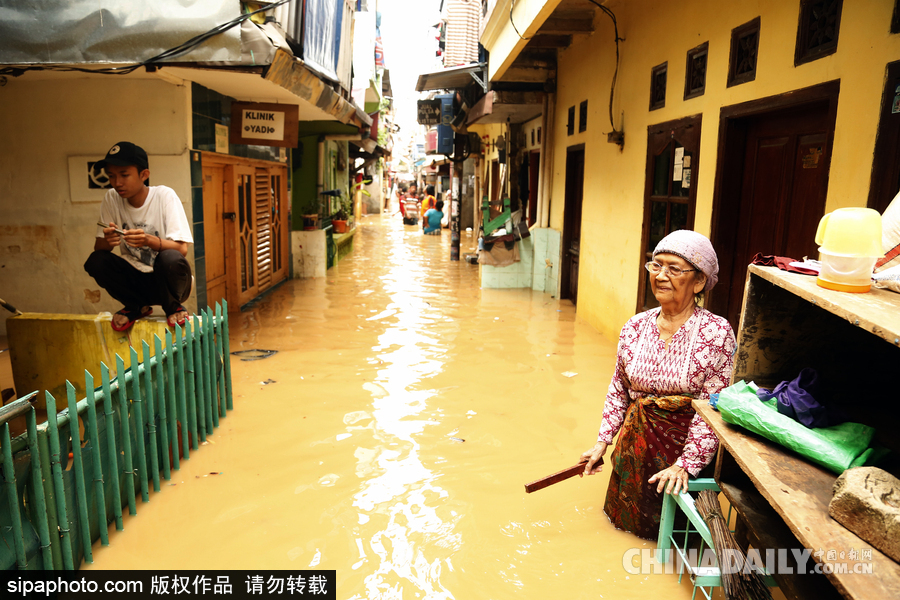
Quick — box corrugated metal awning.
[415,62,487,92]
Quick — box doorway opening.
[560,145,585,304]
[637,115,701,313]
[709,81,839,329]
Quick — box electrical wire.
[0,0,291,78]
[585,0,623,134]
[510,0,531,41]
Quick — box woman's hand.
[648,464,689,495]
[580,442,608,476]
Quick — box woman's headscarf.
[652,230,719,291]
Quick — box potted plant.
[332,193,351,233]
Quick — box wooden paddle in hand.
[524,457,603,493]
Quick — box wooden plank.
[748,265,900,344]
[527,34,572,48]
[524,458,598,493]
[499,66,556,83]
[466,92,494,126]
[538,16,594,35]
[695,400,900,599]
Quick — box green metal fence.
[0,302,233,570]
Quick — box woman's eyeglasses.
[645,261,696,277]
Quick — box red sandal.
[166,305,188,328]
[111,306,152,332]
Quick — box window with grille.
[650,63,667,111]
[728,17,760,87]
[684,42,709,100]
[795,0,842,66]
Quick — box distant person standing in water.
[423,200,444,235]
[421,185,437,217]
[84,142,193,331]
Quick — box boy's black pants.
[85,249,192,316]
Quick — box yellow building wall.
[483,0,562,81]
[547,0,900,341]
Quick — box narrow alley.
[85,213,697,599]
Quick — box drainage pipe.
[539,91,555,228]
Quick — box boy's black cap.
[97,142,149,171]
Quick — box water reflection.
[348,220,459,599]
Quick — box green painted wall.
[291,135,320,230]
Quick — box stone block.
[829,467,900,563]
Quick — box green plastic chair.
[655,478,778,600]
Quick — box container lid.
[814,208,883,257]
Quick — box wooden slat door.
[227,165,259,307]
[268,167,289,285]
[254,169,273,292]
[222,163,289,308]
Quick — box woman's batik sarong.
[603,395,695,540]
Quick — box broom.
[695,489,773,600]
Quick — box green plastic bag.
[716,381,874,474]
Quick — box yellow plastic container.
[815,208,883,256]
[814,208,883,293]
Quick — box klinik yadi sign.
[230,102,299,148]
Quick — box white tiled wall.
[480,229,561,292]
[531,228,561,295]
[481,235,534,288]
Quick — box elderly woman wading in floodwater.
[581,230,736,540]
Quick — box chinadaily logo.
[623,547,874,576]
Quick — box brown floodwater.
[86,211,710,599]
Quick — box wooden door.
[637,116,701,312]
[868,60,900,213]
[227,165,259,307]
[561,146,585,304]
[202,165,227,307]
[711,100,834,329]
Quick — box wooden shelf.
[744,265,900,345]
[697,266,900,600]
[696,401,900,599]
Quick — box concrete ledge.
[334,227,356,263]
[7,313,170,408]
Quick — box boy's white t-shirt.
[96,185,193,273]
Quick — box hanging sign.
[230,102,299,148]
[417,99,442,126]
